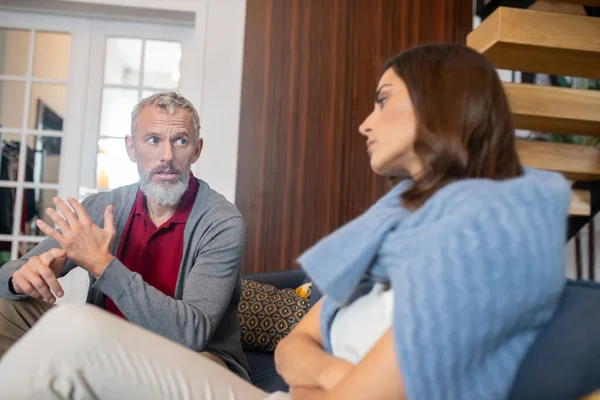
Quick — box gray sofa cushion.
[509,280,600,400]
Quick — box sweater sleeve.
[383,193,567,400]
[92,216,245,352]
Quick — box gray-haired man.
[0,93,250,382]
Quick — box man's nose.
[160,142,174,162]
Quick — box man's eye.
[147,137,159,144]
[176,139,188,146]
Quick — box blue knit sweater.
[298,168,570,399]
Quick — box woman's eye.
[375,97,388,108]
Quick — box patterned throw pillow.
[238,279,310,352]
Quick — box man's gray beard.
[139,168,190,206]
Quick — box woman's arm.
[290,329,405,400]
[275,298,354,390]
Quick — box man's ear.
[192,138,203,164]
[125,135,136,162]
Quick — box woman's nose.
[359,112,374,137]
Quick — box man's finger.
[25,268,55,304]
[38,248,67,265]
[36,265,64,298]
[104,205,115,231]
[12,277,33,297]
[53,197,79,227]
[46,208,70,234]
[67,197,92,224]
[35,219,64,243]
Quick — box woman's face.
[359,68,422,178]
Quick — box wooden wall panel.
[236,0,473,274]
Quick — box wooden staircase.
[468,4,600,217]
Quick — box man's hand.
[11,248,68,303]
[36,197,116,279]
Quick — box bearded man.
[0,92,250,380]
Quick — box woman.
[0,44,569,399]
[275,43,569,399]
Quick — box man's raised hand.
[35,197,115,279]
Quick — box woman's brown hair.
[383,44,522,210]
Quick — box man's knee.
[1,305,111,367]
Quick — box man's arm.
[92,216,245,351]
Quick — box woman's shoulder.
[426,168,570,216]
[393,168,571,240]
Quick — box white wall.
[193,0,247,202]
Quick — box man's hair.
[130,92,201,141]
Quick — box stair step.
[531,0,600,11]
[570,189,591,216]
[516,140,600,180]
[505,82,600,136]
[467,7,600,79]
[540,0,600,6]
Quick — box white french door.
[0,11,195,305]
[80,20,194,194]
[0,11,90,261]
[0,11,194,263]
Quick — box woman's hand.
[276,299,351,389]
[318,359,354,391]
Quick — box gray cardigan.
[0,179,250,380]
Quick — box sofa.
[242,270,600,399]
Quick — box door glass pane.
[0,133,22,181]
[97,138,138,190]
[0,80,25,128]
[22,188,58,236]
[143,40,181,89]
[0,28,30,76]
[0,241,11,265]
[25,135,62,184]
[29,84,66,130]
[104,38,142,86]
[32,31,71,81]
[142,89,161,99]
[99,88,138,137]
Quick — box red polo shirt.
[104,175,199,319]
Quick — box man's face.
[125,105,203,205]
